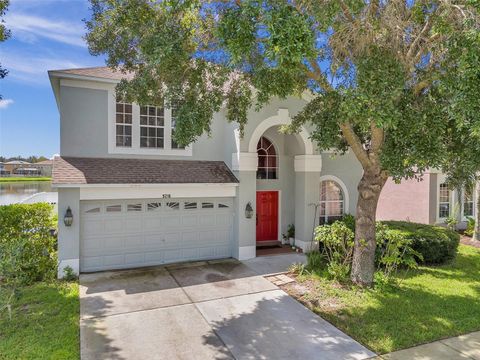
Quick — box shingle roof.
[49,66,133,81]
[52,157,238,185]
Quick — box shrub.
[0,203,57,285]
[375,223,423,277]
[465,217,475,237]
[314,221,354,281]
[381,221,460,264]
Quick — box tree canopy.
[86,0,480,285]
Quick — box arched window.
[257,136,278,179]
[319,180,344,225]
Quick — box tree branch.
[339,122,371,169]
[304,61,334,92]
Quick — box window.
[218,203,229,208]
[171,105,185,149]
[85,207,100,214]
[439,183,451,218]
[116,102,132,147]
[319,180,344,225]
[202,202,214,209]
[147,202,162,211]
[463,187,474,217]
[140,105,164,148]
[257,136,278,179]
[127,203,142,212]
[184,202,197,210]
[106,204,122,212]
[166,202,180,210]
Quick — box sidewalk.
[378,331,480,359]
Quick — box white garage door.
[80,198,234,272]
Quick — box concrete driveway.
[80,255,375,360]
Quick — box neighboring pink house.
[377,171,477,229]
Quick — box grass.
[0,281,79,360]
[288,245,480,354]
[0,177,51,182]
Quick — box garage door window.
[127,204,142,212]
[202,202,214,209]
[184,202,197,210]
[106,204,122,212]
[218,203,229,208]
[85,207,100,214]
[147,202,162,211]
[166,202,180,210]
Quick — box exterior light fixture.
[245,202,254,219]
[64,207,73,227]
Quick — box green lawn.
[0,177,51,182]
[0,281,79,360]
[288,244,480,354]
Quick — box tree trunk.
[350,168,387,286]
[474,181,480,241]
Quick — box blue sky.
[0,0,105,158]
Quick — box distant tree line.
[0,156,49,163]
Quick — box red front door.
[256,191,279,242]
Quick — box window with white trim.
[115,102,132,147]
[257,136,278,179]
[140,105,165,148]
[319,180,344,225]
[439,183,450,218]
[463,187,474,217]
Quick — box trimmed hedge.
[381,221,460,264]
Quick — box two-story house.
[49,66,363,277]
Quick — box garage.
[80,198,234,272]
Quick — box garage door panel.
[162,215,181,227]
[80,198,234,272]
[125,218,142,232]
[103,217,124,233]
[125,253,145,265]
[216,214,232,226]
[143,217,163,231]
[182,215,198,226]
[83,219,104,236]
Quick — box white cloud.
[5,13,87,47]
[0,99,14,109]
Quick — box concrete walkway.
[380,332,480,360]
[80,254,374,360]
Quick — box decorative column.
[294,155,322,252]
[231,152,258,260]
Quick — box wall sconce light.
[64,207,73,227]
[245,202,254,219]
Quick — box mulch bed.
[460,235,480,249]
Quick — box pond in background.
[0,181,57,205]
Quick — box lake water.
[0,181,57,205]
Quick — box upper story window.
[463,187,474,217]
[110,99,192,156]
[319,180,344,225]
[257,136,278,179]
[116,102,132,147]
[140,105,165,148]
[439,183,451,218]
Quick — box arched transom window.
[319,180,344,225]
[257,136,278,179]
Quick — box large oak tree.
[86,0,480,286]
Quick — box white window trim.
[256,136,279,180]
[319,175,350,215]
[461,186,476,221]
[107,90,192,156]
[437,177,453,223]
